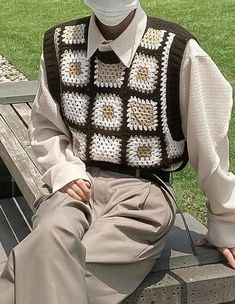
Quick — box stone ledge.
[153,213,223,272]
[0,80,37,104]
[124,263,235,304]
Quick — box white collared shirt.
[87,6,147,67]
[29,6,235,248]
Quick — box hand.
[195,238,235,269]
[59,179,91,202]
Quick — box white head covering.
[84,0,139,26]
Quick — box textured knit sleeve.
[180,39,235,248]
[29,54,91,193]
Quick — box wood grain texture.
[12,103,32,126]
[0,104,29,148]
[0,116,46,211]
[0,103,42,173]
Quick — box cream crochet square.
[128,53,159,93]
[60,49,90,87]
[92,93,123,130]
[90,134,122,163]
[127,136,162,167]
[94,58,125,88]
[141,28,166,50]
[62,92,90,125]
[127,96,158,131]
[62,24,86,45]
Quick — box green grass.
[0,0,234,225]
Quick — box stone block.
[124,264,235,304]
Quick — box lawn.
[0,0,234,224]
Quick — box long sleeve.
[29,55,91,193]
[180,39,235,248]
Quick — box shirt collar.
[87,5,147,68]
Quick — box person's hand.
[195,238,235,269]
[59,179,91,202]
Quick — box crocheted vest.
[43,16,193,172]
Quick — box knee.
[34,212,85,251]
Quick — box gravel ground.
[0,55,28,83]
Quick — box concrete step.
[123,263,235,304]
[153,213,224,272]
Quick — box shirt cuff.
[207,210,235,248]
[41,161,91,193]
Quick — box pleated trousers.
[0,166,177,304]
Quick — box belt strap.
[92,162,171,183]
[152,173,199,258]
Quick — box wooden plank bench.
[0,100,46,210]
[0,81,235,304]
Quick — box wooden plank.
[12,103,32,127]
[0,80,37,104]
[0,116,46,210]
[25,146,43,174]
[27,102,33,108]
[0,104,42,174]
[0,198,31,242]
[0,207,18,256]
[0,104,29,148]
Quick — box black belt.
[88,162,171,183]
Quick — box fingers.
[74,179,91,200]
[59,179,91,202]
[84,180,91,188]
[194,236,235,270]
[66,187,83,201]
[69,181,90,202]
[217,247,235,269]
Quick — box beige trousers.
[0,167,176,304]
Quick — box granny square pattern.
[92,93,123,131]
[94,58,126,88]
[60,49,90,87]
[128,53,159,93]
[62,92,90,125]
[90,134,122,163]
[62,24,86,45]
[127,96,158,131]
[127,136,162,167]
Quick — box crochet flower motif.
[62,92,90,125]
[141,28,166,50]
[94,58,126,88]
[127,96,158,131]
[62,24,86,45]
[127,136,162,167]
[90,134,122,163]
[92,93,123,131]
[69,128,87,160]
[60,49,90,87]
[129,53,159,93]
